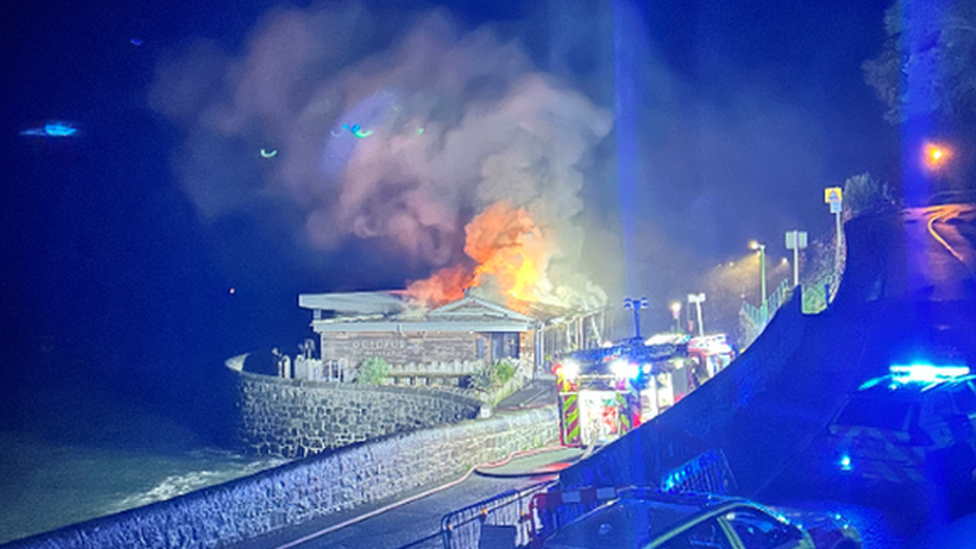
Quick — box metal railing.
[440,481,555,549]
[659,448,738,495]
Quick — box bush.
[495,358,517,384]
[470,358,520,392]
[358,357,390,384]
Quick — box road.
[226,448,582,549]
[902,203,976,301]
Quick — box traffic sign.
[824,187,842,204]
[785,231,808,249]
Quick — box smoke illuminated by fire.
[149,3,613,311]
[407,201,555,308]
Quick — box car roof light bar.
[889,363,970,382]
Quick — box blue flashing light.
[839,454,853,472]
[44,122,77,137]
[889,363,970,383]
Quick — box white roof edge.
[311,320,537,333]
[298,291,407,314]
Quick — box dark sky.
[0,0,899,439]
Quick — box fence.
[434,449,738,548]
[659,449,737,495]
[440,481,554,549]
[741,279,793,329]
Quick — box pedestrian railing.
[659,448,738,495]
[440,481,554,549]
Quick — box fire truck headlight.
[560,360,580,379]
[611,359,639,379]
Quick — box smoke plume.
[149,1,612,308]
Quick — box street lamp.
[923,142,952,171]
[624,297,649,339]
[687,293,706,337]
[750,240,767,324]
[670,302,682,333]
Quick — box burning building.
[297,290,606,386]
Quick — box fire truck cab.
[552,334,735,447]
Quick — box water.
[0,430,287,545]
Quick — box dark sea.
[0,421,286,545]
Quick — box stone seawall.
[5,407,559,549]
[237,371,484,457]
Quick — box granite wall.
[236,371,484,458]
[6,407,559,549]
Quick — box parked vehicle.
[823,364,976,514]
[539,488,860,549]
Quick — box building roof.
[302,292,540,334]
[298,291,408,316]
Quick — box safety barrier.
[525,485,628,547]
[659,448,738,495]
[440,481,554,549]
[439,450,736,548]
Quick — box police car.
[541,489,861,549]
[825,363,976,511]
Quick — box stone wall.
[7,407,559,549]
[237,371,483,458]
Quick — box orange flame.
[404,265,473,307]
[406,201,551,308]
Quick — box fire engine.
[552,333,735,447]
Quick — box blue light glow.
[839,454,852,472]
[20,121,78,138]
[889,363,970,382]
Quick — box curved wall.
[5,407,558,549]
[236,371,484,458]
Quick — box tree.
[863,1,976,125]
[842,173,895,220]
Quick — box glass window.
[723,508,801,549]
[952,385,976,414]
[656,518,733,549]
[836,397,913,430]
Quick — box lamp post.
[670,302,682,333]
[687,293,706,337]
[750,241,767,324]
[624,297,648,339]
[824,187,843,302]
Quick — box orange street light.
[923,142,952,171]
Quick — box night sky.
[0,0,900,443]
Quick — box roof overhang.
[298,291,408,315]
[311,319,536,333]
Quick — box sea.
[0,422,287,545]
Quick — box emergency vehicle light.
[889,363,969,382]
[556,360,581,380]
[610,359,640,380]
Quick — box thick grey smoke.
[149,2,612,304]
